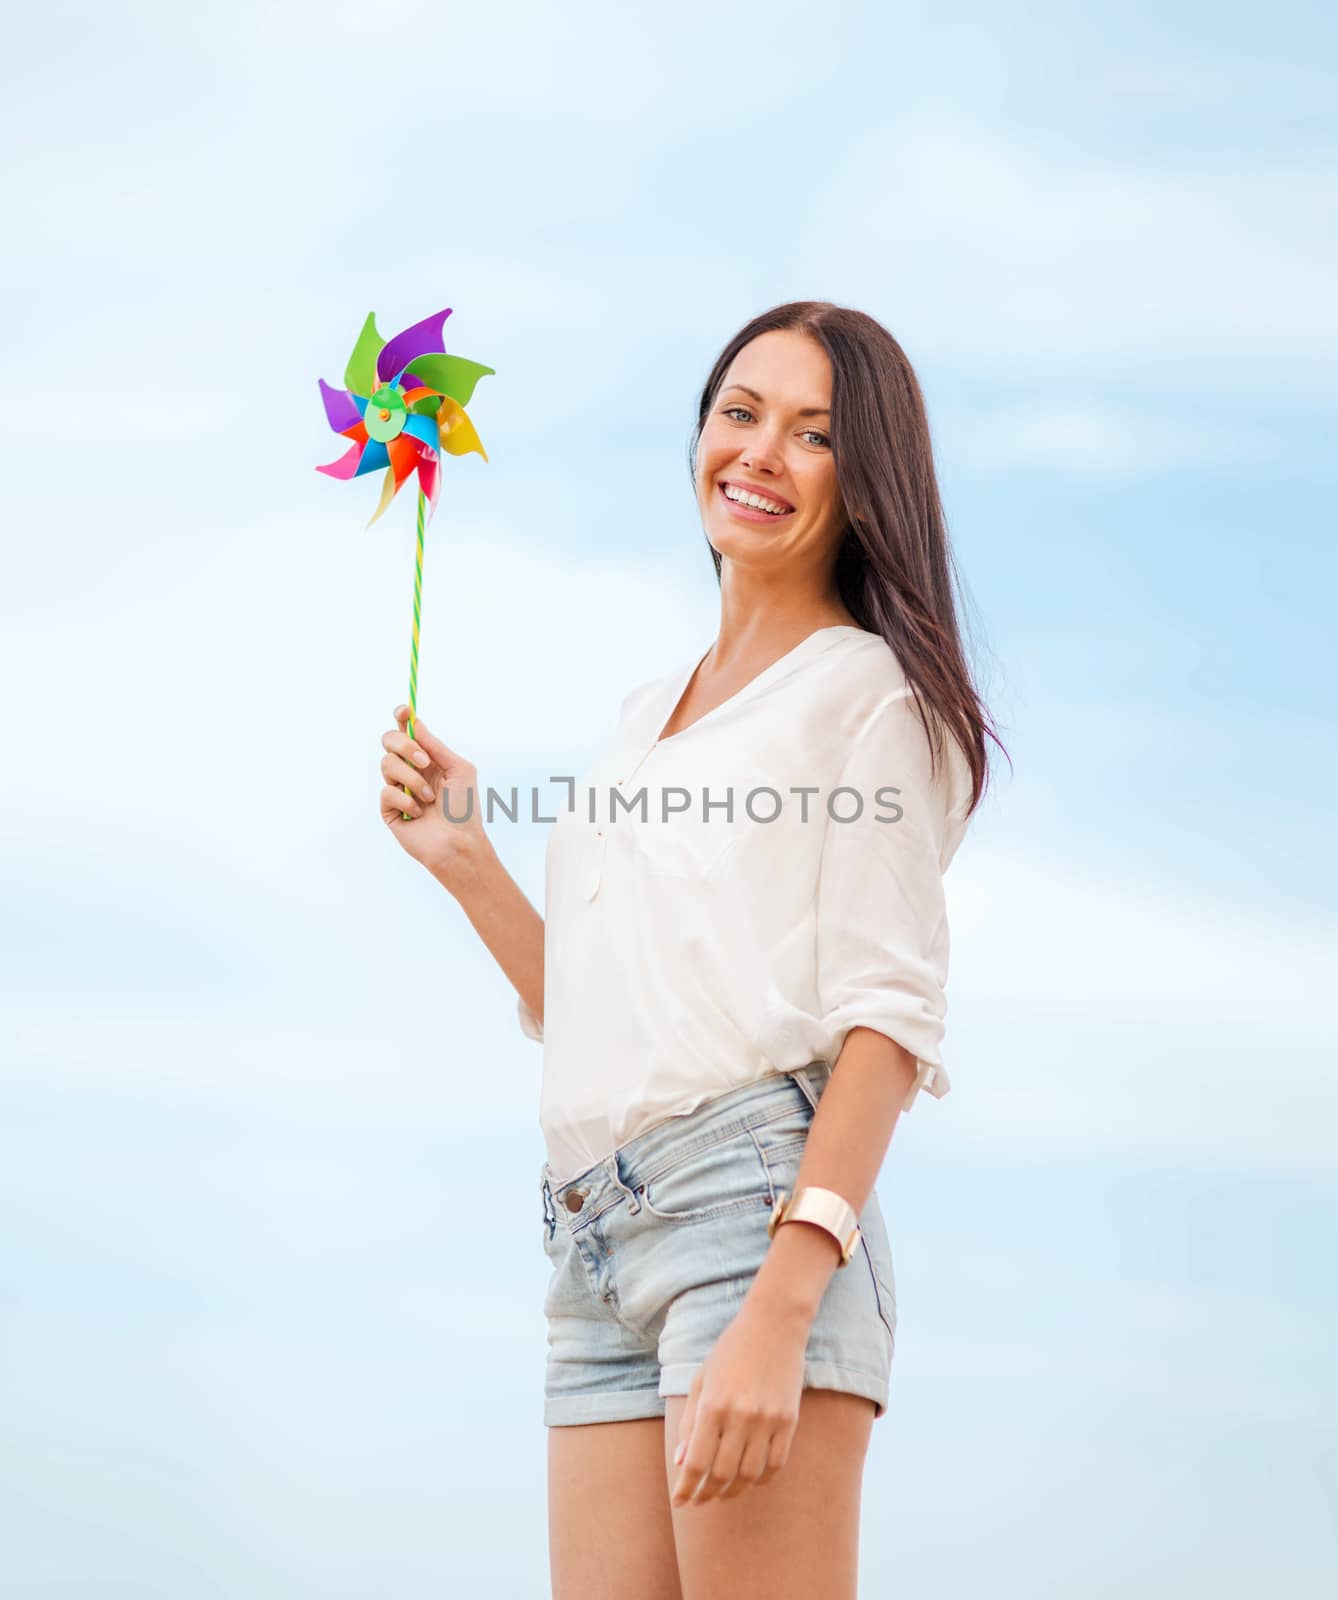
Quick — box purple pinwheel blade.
[318,379,363,434]
[376,307,453,386]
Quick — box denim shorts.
[538,1061,897,1427]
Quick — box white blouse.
[516,624,975,1186]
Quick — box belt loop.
[793,1061,826,1113]
[607,1150,641,1214]
[540,1170,557,1236]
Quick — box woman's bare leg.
[548,1415,683,1599]
[665,1389,874,1600]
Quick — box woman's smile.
[717,479,797,522]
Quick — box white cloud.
[943,400,1281,475]
[941,846,1338,1170]
[799,123,1338,391]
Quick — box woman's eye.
[720,407,828,448]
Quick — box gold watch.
[767,1185,862,1267]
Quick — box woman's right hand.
[379,705,490,889]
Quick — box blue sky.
[2,1,1335,1593]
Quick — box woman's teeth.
[722,484,792,515]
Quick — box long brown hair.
[689,300,1008,819]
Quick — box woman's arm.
[747,1027,914,1319]
[432,839,545,1031]
[743,691,960,1311]
[667,1028,913,1505]
[379,705,544,1027]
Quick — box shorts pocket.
[635,1129,772,1223]
[752,1090,818,1199]
[755,1135,807,1210]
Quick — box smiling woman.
[376,298,1007,1599]
[688,306,1000,820]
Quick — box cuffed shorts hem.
[543,1360,889,1429]
[544,1386,668,1427]
[659,1357,888,1420]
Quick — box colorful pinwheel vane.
[315,306,493,807]
[316,306,493,527]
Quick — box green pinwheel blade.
[403,353,495,407]
[344,313,385,397]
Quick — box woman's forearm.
[429,838,545,1027]
[748,1027,916,1321]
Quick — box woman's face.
[695,328,846,574]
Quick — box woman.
[377,300,1004,1598]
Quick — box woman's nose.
[741,435,784,471]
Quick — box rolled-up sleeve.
[516,995,544,1042]
[816,690,961,1114]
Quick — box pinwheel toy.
[316,306,493,814]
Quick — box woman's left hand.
[669,1295,811,1507]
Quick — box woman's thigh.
[666,1387,874,1600]
[548,1416,683,1600]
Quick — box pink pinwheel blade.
[316,439,366,479]
[376,307,452,386]
[416,445,441,516]
[318,378,362,433]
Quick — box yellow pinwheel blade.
[365,464,399,529]
[436,396,488,463]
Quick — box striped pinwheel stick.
[313,305,493,825]
[402,486,427,817]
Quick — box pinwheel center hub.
[364,384,408,444]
